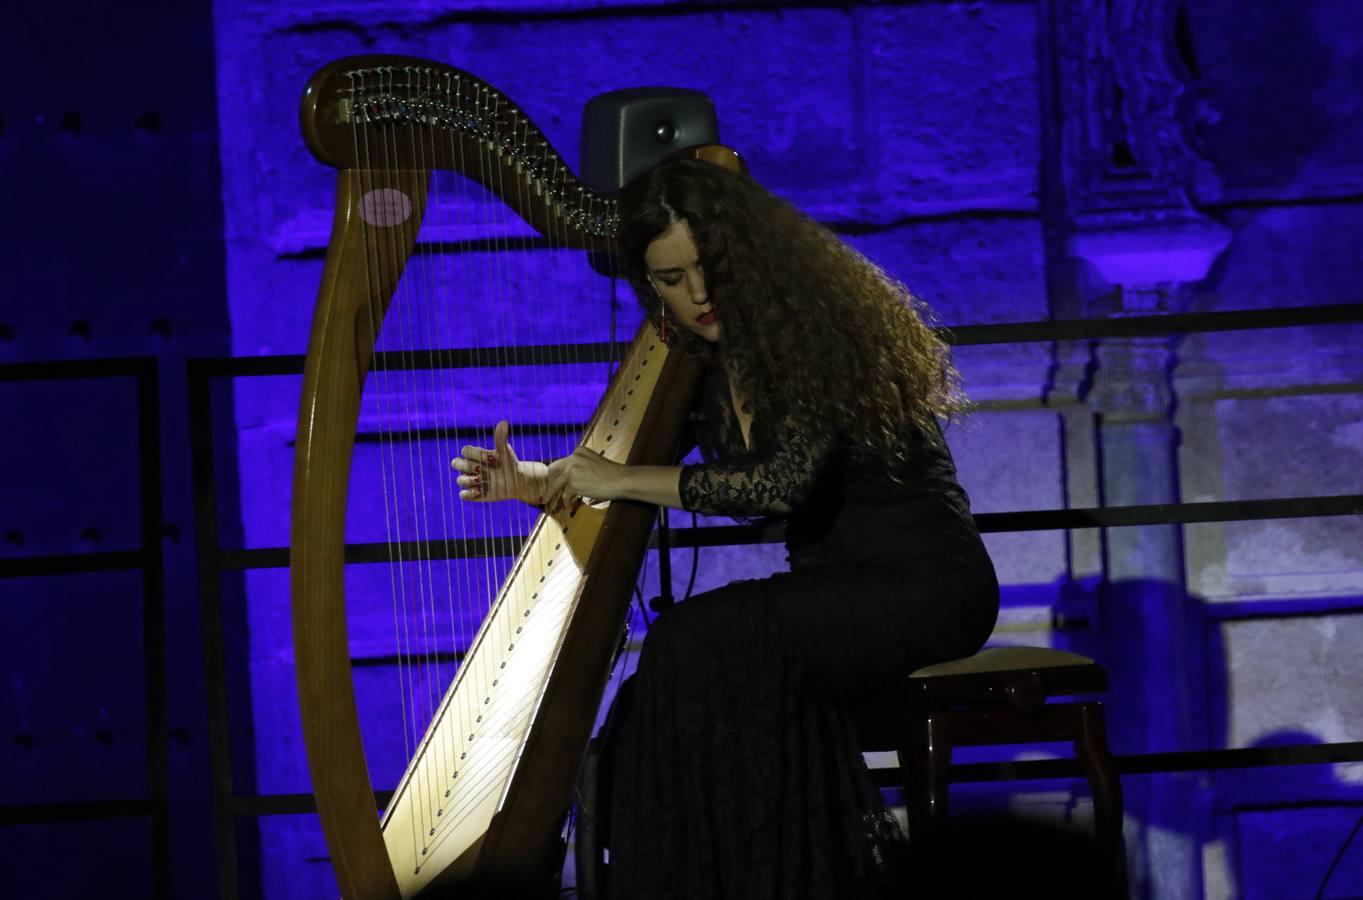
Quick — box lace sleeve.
[678,422,833,517]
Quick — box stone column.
[1041,0,1230,894]
[1076,241,1227,900]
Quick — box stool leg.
[1074,702,1127,896]
[899,712,952,842]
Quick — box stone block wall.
[1,2,230,897]
[4,0,1358,897]
[207,1,1363,897]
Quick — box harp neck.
[301,55,616,248]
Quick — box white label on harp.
[360,188,413,227]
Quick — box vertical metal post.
[656,506,674,606]
[137,359,171,900]
[188,361,240,900]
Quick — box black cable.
[608,274,619,383]
[1316,810,1363,899]
[634,549,652,628]
[568,568,650,894]
[681,511,701,602]
[634,584,651,628]
[560,802,575,849]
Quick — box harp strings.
[432,68,477,830]
[386,65,440,850]
[441,68,482,804]
[415,67,479,847]
[346,67,418,857]
[409,67,459,838]
[426,80,572,839]
[347,63,626,866]
[430,77,505,845]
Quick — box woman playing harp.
[453,157,1001,897]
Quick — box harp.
[291,55,738,897]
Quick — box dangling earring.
[658,297,670,343]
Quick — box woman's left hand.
[543,447,625,512]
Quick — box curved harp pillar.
[292,56,740,897]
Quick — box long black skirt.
[601,544,999,899]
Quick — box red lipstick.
[696,311,717,325]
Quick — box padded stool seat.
[854,646,1125,892]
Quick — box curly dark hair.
[617,158,966,461]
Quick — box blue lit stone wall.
[3,0,1359,898]
[209,1,1363,898]
[1169,3,1363,896]
[1,2,230,898]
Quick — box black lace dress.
[602,365,1000,899]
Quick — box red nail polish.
[487,452,498,467]
[474,465,481,474]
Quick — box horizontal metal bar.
[229,790,393,817]
[219,740,1363,817]
[16,738,1361,825]
[0,550,146,579]
[351,421,589,444]
[1112,741,1363,777]
[186,303,1363,378]
[11,304,1363,385]
[1204,595,1363,622]
[970,494,1363,533]
[868,740,1363,788]
[188,355,306,378]
[190,342,625,378]
[657,495,1363,551]
[364,343,622,370]
[209,535,528,570]
[670,495,1363,543]
[282,235,565,261]
[0,799,151,825]
[0,357,157,382]
[206,493,1363,570]
[942,302,1363,347]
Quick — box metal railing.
[0,357,168,900]
[186,301,1363,895]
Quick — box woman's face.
[644,220,720,343]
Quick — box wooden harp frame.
[291,55,739,897]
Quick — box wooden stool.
[855,646,1125,890]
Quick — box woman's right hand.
[452,420,547,505]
